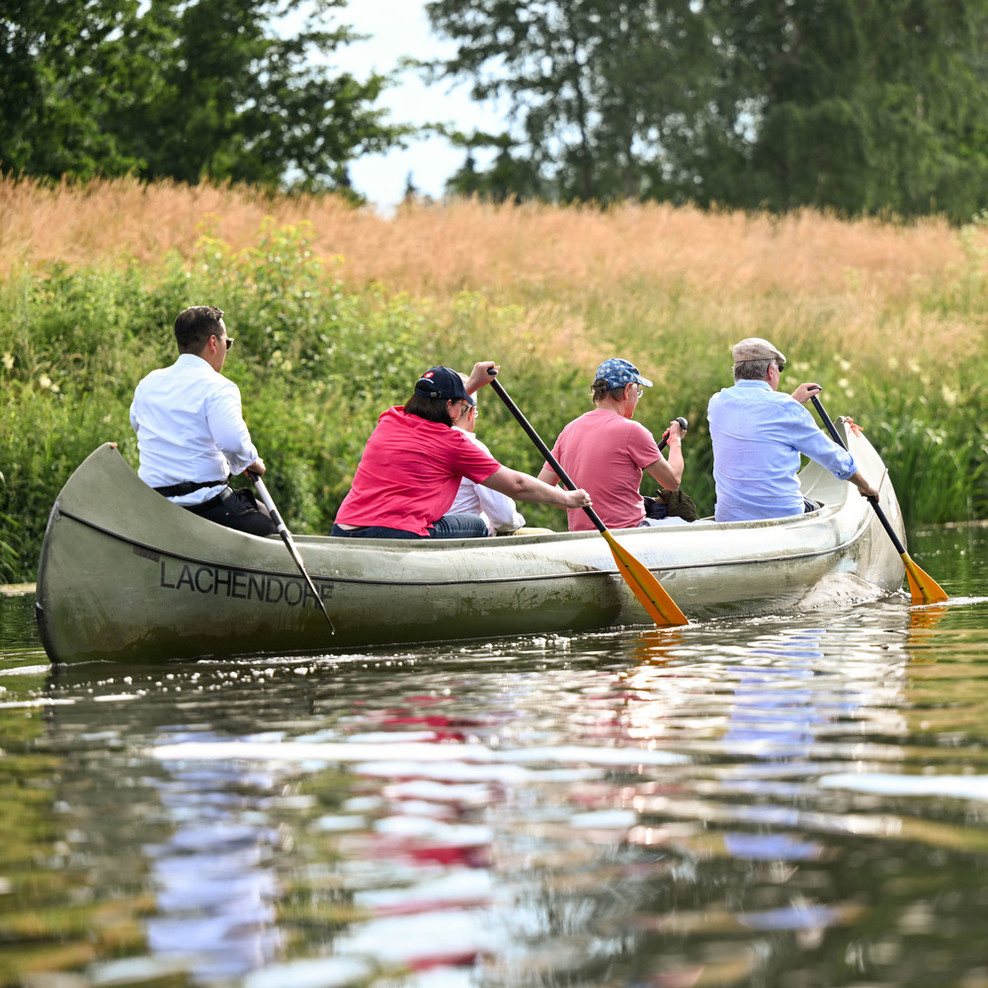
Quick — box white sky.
[331,1,507,209]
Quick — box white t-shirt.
[448,428,525,534]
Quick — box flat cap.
[732,337,786,366]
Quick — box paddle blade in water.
[903,554,948,605]
[603,530,689,627]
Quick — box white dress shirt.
[130,353,259,505]
[448,428,525,534]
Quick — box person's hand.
[466,361,499,393]
[663,419,685,445]
[790,382,822,404]
[857,478,881,502]
[245,458,266,478]
[564,488,592,509]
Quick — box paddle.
[809,394,947,605]
[486,373,689,627]
[249,473,336,632]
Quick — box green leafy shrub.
[2,218,987,583]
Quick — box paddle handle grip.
[658,416,688,452]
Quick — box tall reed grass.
[1,177,986,583]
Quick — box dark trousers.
[184,487,277,536]
[330,513,488,540]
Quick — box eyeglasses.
[774,360,785,374]
[630,385,644,399]
[213,334,234,350]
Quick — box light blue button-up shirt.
[707,380,856,522]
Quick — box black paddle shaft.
[809,394,907,556]
[487,376,610,534]
[250,473,335,633]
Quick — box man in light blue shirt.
[707,337,880,523]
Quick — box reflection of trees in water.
[7,608,988,986]
[0,710,162,983]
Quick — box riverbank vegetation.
[2,177,987,583]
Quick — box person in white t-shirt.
[129,305,276,536]
[448,389,526,535]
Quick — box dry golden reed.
[0,175,968,293]
[2,176,983,371]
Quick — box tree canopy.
[0,0,410,192]
[426,0,988,220]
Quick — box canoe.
[36,417,907,664]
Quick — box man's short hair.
[174,305,224,352]
[591,379,626,403]
[734,358,775,381]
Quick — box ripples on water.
[1,527,988,987]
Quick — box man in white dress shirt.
[130,305,276,535]
[448,389,526,535]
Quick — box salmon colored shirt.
[546,407,662,531]
[335,406,501,536]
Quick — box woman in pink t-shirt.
[332,362,592,539]
[537,358,686,531]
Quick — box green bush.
[2,220,987,583]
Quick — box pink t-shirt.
[547,407,661,531]
[335,406,501,535]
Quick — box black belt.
[184,486,236,515]
[154,478,229,498]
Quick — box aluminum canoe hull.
[35,421,906,663]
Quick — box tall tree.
[0,0,410,192]
[425,0,714,203]
[0,0,145,179]
[426,0,988,219]
[696,0,988,218]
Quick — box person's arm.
[849,469,881,502]
[537,465,560,486]
[786,401,875,497]
[476,484,526,532]
[483,466,591,510]
[206,382,260,475]
[464,361,499,395]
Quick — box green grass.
[2,220,986,584]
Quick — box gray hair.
[734,358,774,381]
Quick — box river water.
[2,525,988,988]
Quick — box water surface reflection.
[1,526,987,986]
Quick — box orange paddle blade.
[903,554,948,605]
[603,530,689,627]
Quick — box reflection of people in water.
[719,630,829,864]
[144,736,283,980]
